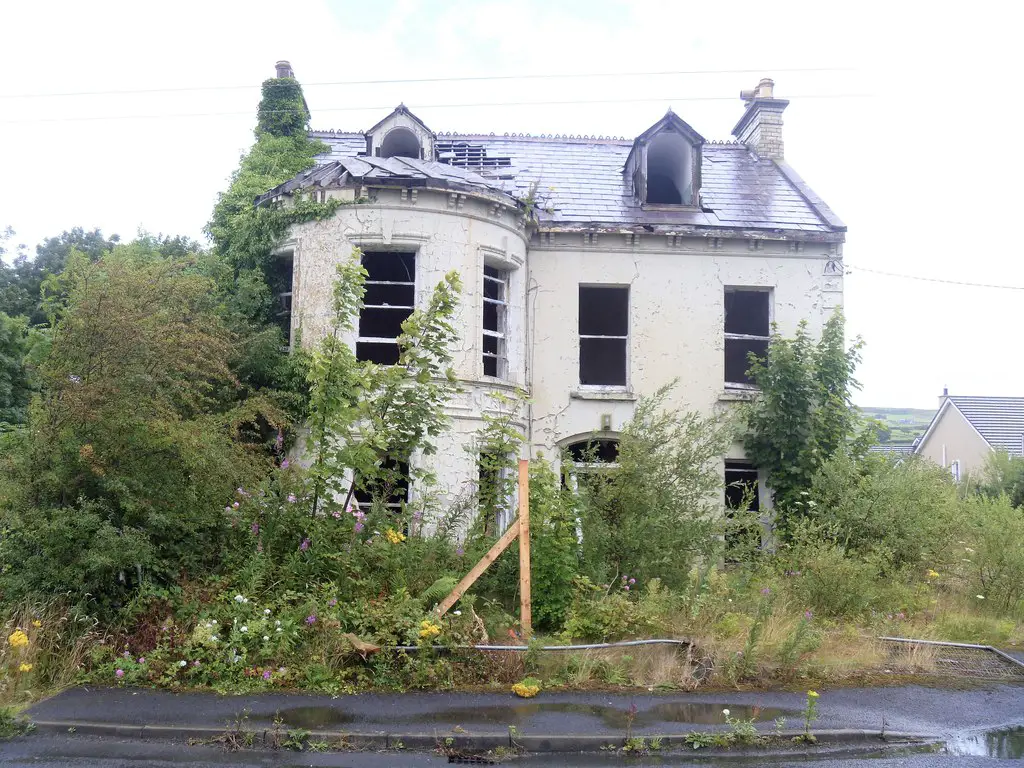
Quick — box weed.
[793,690,820,744]
[0,708,33,740]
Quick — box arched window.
[646,132,693,205]
[566,438,620,464]
[380,128,420,159]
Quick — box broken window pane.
[358,251,416,364]
[566,439,620,464]
[483,265,508,379]
[724,460,762,561]
[354,456,410,513]
[724,288,771,386]
[267,252,294,345]
[579,286,628,386]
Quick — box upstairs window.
[379,128,420,159]
[483,266,509,378]
[646,132,694,205]
[579,286,628,386]
[267,251,294,346]
[724,288,770,387]
[358,251,416,365]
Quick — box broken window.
[724,460,762,561]
[353,456,410,513]
[357,251,416,364]
[645,132,694,205]
[267,251,294,345]
[379,128,420,159]
[724,288,770,387]
[579,286,628,386]
[483,265,509,378]
[436,141,513,169]
[478,451,515,534]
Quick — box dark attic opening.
[646,132,693,205]
[380,128,420,159]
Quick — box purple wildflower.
[224,506,232,512]
[306,615,317,625]
[281,458,290,469]
[300,538,310,551]
[354,522,365,533]
[232,501,240,510]
[332,510,342,519]
[804,611,813,620]
[456,546,464,557]
[629,578,636,585]
[123,651,131,659]
[275,431,284,451]
[624,585,630,591]
[193,660,200,667]
[413,510,423,521]
[761,587,771,595]
[115,669,124,679]
[328,598,337,607]
[251,522,259,535]
[287,494,297,503]
[263,670,272,681]
[138,657,145,664]
[278,667,286,674]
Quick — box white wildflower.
[240,626,248,633]
[263,636,269,642]
[264,609,271,615]
[722,708,730,717]
[178,660,187,668]
[453,610,462,616]
[234,595,245,603]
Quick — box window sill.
[571,387,637,402]
[720,387,759,402]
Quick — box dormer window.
[380,127,421,159]
[625,110,705,208]
[365,104,435,161]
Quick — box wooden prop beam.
[517,458,532,637]
[436,515,519,617]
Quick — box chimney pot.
[731,77,789,160]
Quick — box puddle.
[278,701,794,731]
[946,726,1024,758]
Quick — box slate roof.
[306,128,845,238]
[949,396,1024,455]
[868,444,917,456]
[256,154,510,206]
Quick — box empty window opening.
[724,288,770,387]
[646,132,693,205]
[563,438,619,499]
[483,265,509,378]
[357,251,415,364]
[436,141,513,169]
[380,128,420,159]
[353,456,410,513]
[566,439,620,464]
[267,252,294,345]
[950,459,961,483]
[579,286,628,386]
[724,460,762,561]
[478,451,515,534]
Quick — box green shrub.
[780,538,879,618]
[961,495,1024,616]
[528,458,580,631]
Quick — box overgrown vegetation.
[1,70,1021,713]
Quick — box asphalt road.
[1,734,1022,767]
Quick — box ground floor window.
[724,460,763,561]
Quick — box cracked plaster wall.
[286,188,529,518]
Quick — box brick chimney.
[731,78,789,160]
[275,60,295,79]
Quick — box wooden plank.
[518,458,532,638]
[436,519,519,617]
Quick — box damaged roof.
[298,128,844,237]
[256,154,511,206]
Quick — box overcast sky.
[1,1,1021,409]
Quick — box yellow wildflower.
[32,620,42,628]
[926,569,940,580]
[418,620,441,640]
[18,663,33,673]
[807,690,819,698]
[8,629,28,648]
[512,682,540,698]
[384,528,406,544]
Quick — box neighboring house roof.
[256,154,512,206]
[915,395,1024,458]
[946,396,1024,455]
[306,128,845,237]
[868,444,916,456]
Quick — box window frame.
[578,284,630,389]
[723,287,772,390]
[356,250,417,365]
[482,264,510,380]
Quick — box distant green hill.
[860,407,935,444]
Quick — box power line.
[0,92,872,126]
[846,264,1024,291]
[0,67,856,100]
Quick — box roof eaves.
[773,160,847,233]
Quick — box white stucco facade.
[261,90,847,522]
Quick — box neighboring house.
[260,63,846,519]
[915,391,1024,480]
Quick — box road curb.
[29,720,935,753]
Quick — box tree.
[305,252,463,517]
[0,244,280,608]
[0,312,47,427]
[743,309,872,532]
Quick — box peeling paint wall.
[285,185,844,526]
[287,188,530,518]
[527,235,843,460]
